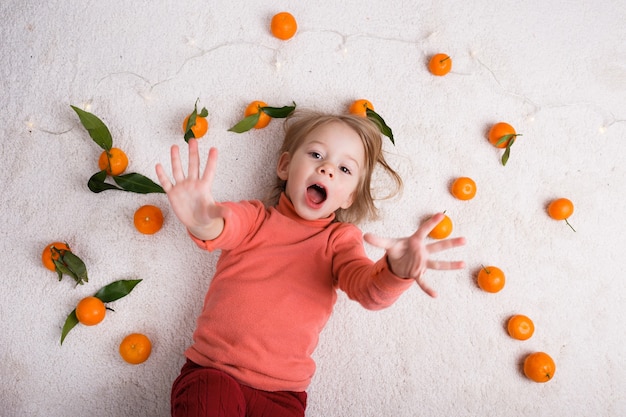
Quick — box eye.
[309,151,322,159]
[340,166,352,175]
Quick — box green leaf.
[198,107,209,118]
[70,105,113,151]
[495,134,515,148]
[88,170,122,193]
[501,137,515,166]
[94,279,142,303]
[228,112,261,133]
[88,171,164,194]
[184,127,195,142]
[50,246,88,286]
[113,173,165,194]
[53,258,72,281]
[184,105,198,143]
[60,310,79,345]
[366,108,395,145]
[59,279,142,345]
[261,102,296,118]
[61,251,88,285]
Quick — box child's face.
[277,121,365,221]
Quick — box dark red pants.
[171,360,307,417]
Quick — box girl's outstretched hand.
[363,213,466,298]
[155,139,230,241]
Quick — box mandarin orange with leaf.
[477,265,505,293]
[75,296,106,326]
[119,333,152,364]
[244,101,271,129]
[524,352,556,383]
[134,205,164,235]
[450,177,477,200]
[507,314,535,340]
[270,12,298,40]
[182,114,208,139]
[488,122,518,148]
[98,147,128,176]
[42,242,70,271]
[488,122,522,166]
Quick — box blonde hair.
[267,110,403,224]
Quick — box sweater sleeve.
[332,225,414,310]
[188,200,266,252]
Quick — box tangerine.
[450,177,477,200]
[98,147,128,176]
[523,352,556,383]
[348,99,374,118]
[428,214,453,239]
[42,242,70,271]
[488,122,522,166]
[244,101,271,129]
[134,205,164,235]
[488,122,518,148]
[270,12,298,40]
[507,314,535,340]
[182,114,209,139]
[119,333,152,364]
[547,198,576,232]
[75,296,106,326]
[477,265,505,293]
[428,53,452,76]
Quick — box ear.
[276,152,291,180]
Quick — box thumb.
[363,233,395,250]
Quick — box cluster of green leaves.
[228,102,296,133]
[495,134,521,166]
[70,106,164,194]
[61,279,142,345]
[49,244,88,286]
[184,99,209,142]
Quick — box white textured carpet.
[2,1,625,416]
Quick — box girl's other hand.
[364,213,466,297]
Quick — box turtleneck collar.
[275,193,336,228]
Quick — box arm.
[364,213,466,298]
[155,139,230,241]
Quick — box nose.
[318,163,334,178]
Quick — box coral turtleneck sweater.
[185,194,413,392]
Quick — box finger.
[171,145,184,183]
[155,163,173,193]
[427,236,467,253]
[187,139,200,180]
[413,213,445,240]
[415,278,438,298]
[427,259,466,270]
[201,147,219,186]
[363,233,397,250]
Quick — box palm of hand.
[155,139,228,237]
[364,213,466,298]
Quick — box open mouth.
[307,184,327,205]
